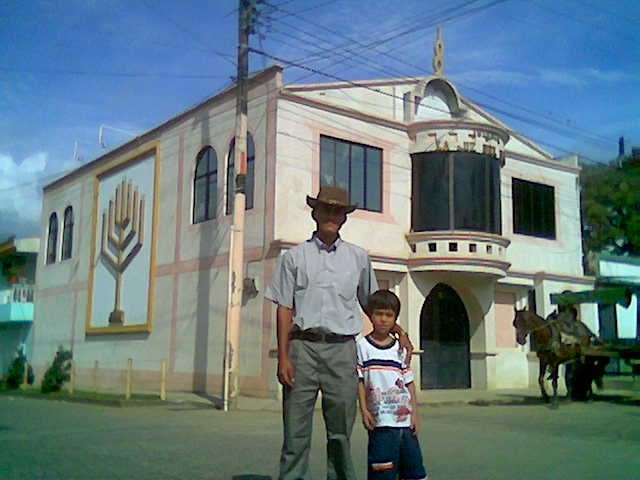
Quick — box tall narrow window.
[226,134,255,215]
[193,146,218,223]
[61,206,74,260]
[319,135,382,212]
[46,212,58,264]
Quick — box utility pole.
[223,0,255,412]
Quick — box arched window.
[193,146,218,223]
[46,212,58,264]
[226,133,255,215]
[61,206,74,260]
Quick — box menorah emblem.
[100,178,145,325]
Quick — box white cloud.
[452,67,637,89]
[451,69,535,86]
[0,152,48,240]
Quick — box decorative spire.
[432,27,444,76]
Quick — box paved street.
[1,394,639,480]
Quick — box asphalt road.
[1,395,639,480]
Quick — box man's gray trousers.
[279,338,359,480]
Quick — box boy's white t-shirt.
[356,335,414,428]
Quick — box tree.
[2,349,34,389]
[41,347,72,393]
[581,157,640,257]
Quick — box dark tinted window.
[61,206,73,260]
[194,146,217,223]
[412,151,501,234]
[512,178,555,239]
[320,135,382,212]
[46,212,58,264]
[226,134,255,215]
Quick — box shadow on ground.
[231,476,272,480]
[467,392,639,407]
[591,394,640,406]
[166,393,222,411]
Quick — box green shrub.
[3,349,34,389]
[41,347,73,393]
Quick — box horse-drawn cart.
[513,279,639,407]
[550,281,640,401]
[581,344,640,376]
[563,343,640,401]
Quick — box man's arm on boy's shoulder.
[358,380,375,430]
[407,381,420,436]
[392,324,414,361]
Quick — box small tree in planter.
[41,347,73,393]
[3,348,34,389]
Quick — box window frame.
[193,146,218,224]
[511,177,556,239]
[61,206,74,260]
[46,212,58,265]
[319,135,383,213]
[226,134,255,215]
[411,151,502,234]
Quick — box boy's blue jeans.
[368,427,427,480]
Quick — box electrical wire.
[0,67,231,79]
[261,0,617,149]
[252,46,609,164]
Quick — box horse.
[512,308,601,408]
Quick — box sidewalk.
[166,375,640,411]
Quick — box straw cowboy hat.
[306,186,357,214]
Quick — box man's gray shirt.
[265,234,378,335]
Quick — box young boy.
[357,290,428,480]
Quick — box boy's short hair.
[366,289,401,318]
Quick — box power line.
[0,165,82,195]
[0,67,231,80]
[252,46,609,164]
[270,0,489,67]
[575,0,640,26]
[531,0,638,44]
[450,80,614,147]
[261,0,616,149]
[139,0,237,68]
[2,56,607,201]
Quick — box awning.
[550,287,634,308]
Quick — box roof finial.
[432,27,444,76]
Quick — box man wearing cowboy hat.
[265,186,412,480]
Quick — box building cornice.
[407,120,509,143]
[509,269,595,285]
[283,77,422,92]
[460,98,559,160]
[505,150,581,174]
[407,256,511,271]
[0,237,39,256]
[278,91,408,132]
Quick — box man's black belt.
[289,329,355,343]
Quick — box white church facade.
[32,43,595,398]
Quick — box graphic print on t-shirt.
[357,336,414,427]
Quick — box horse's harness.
[518,315,557,337]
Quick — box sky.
[1,0,639,241]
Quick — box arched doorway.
[420,283,471,389]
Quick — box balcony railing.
[406,230,511,277]
[2,284,35,304]
[0,284,35,322]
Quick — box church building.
[32,33,595,398]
